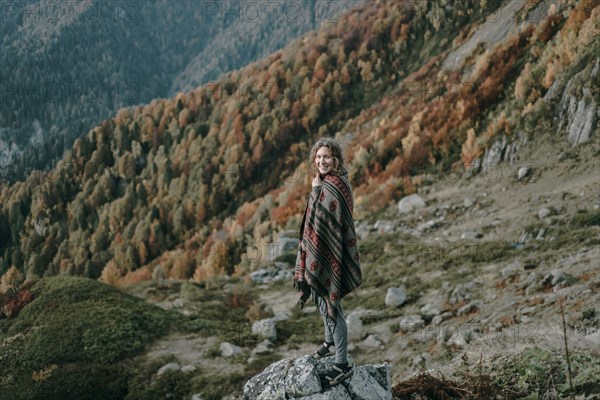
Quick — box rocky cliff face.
[553,57,599,146]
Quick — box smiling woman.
[293,136,362,388]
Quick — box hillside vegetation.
[0,0,353,181]
[0,0,597,287]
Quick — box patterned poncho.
[293,167,362,325]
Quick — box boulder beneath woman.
[242,355,392,400]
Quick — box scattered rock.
[399,315,425,333]
[538,207,552,219]
[520,306,537,315]
[355,222,370,240]
[457,301,479,316]
[535,228,546,240]
[361,334,384,349]
[463,197,476,208]
[447,331,470,347]
[420,303,442,320]
[412,353,432,368]
[449,282,475,305]
[431,315,444,326]
[460,231,483,240]
[220,342,243,358]
[181,365,197,373]
[252,339,275,356]
[416,218,443,232]
[385,287,407,308]
[398,194,426,214]
[157,362,180,376]
[249,267,293,284]
[346,311,366,341]
[252,318,277,341]
[543,270,567,287]
[374,220,395,234]
[517,166,529,181]
[501,261,522,278]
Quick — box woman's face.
[315,146,335,176]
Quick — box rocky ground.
[123,129,599,399]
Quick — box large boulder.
[243,355,392,400]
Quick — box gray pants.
[313,290,348,364]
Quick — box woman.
[293,136,362,388]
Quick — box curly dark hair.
[308,136,348,176]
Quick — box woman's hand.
[312,173,322,188]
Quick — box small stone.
[398,194,426,214]
[385,287,407,308]
[420,303,442,319]
[157,363,180,376]
[535,228,546,240]
[538,207,551,219]
[464,197,476,208]
[362,334,384,349]
[191,394,204,400]
[458,301,479,316]
[431,315,444,326]
[252,318,277,341]
[546,270,566,286]
[181,365,197,373]
[346,311,366,341]
[448,331,470,347]
[517,166,529,181]
[520,306,537,315]
[220,342,242,358]
[436,325,454,344]
[252,339,274,356]
[374,219,395,233]
[461,231,483,240]
[501,261,522,278]
[399,315,425,333]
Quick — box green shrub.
[0,276,176,400]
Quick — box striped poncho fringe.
[293,168,362,327]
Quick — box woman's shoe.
[312,341,335,359]
[321,361,354,388]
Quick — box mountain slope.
[0,0,504,282]
[0,0,597,293]
[0,0,598,398]
[0,0,354,181]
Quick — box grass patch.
[0,276,176,400]
[191,370,247,400]
[275,307,323,346]
[175,282,261,347]
[355,233,517,307]
[571,210,600,228]
[125,357,192,400]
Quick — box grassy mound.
[0,276,176,400]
